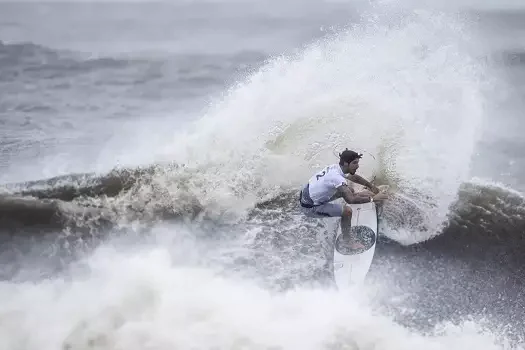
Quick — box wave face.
[1,176,525,347]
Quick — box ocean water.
[1,1,525,349]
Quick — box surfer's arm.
[337,184,373,204]
[346,174,379,194]
[355,189,375,197]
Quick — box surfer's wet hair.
[339,149,362,165]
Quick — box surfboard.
[333,200,378,288]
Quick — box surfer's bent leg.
[340,205,352,235]
[340,205,365,249]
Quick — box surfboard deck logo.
[335,225,376,256]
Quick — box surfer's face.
[345,159,360,175]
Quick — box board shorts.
[299,184,344,218]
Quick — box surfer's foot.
[350,241,365,250]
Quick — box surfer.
[299,149,388,247]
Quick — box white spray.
[110,9,486,243]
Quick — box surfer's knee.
[342,205,352,218]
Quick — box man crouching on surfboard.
[299,149,388,247]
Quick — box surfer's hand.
[373,192,389,201]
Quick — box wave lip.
[0,195,63,228]
[0,194,115,234]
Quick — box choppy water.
[1,1,525,349]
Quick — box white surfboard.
[333,201,378,288]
